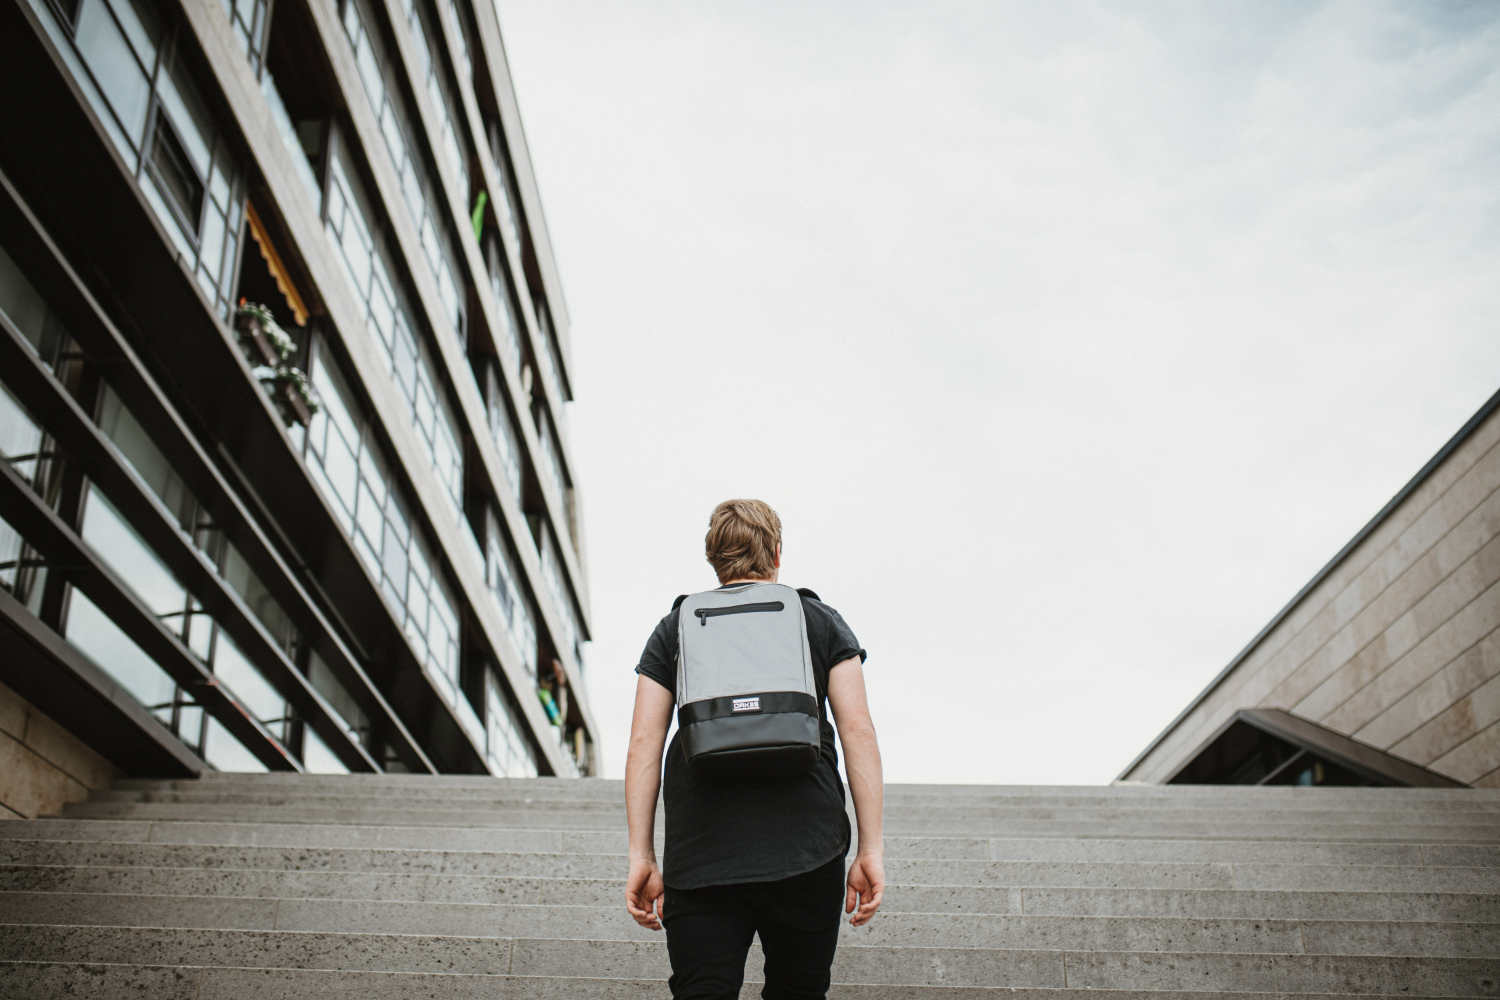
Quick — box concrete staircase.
[0,775,1497,997]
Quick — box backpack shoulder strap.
[671,593,690,612]
[795,586,821,603]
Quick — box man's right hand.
[845,852,885,927]
[625,857,665,931]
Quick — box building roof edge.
[1116,381,1500,782]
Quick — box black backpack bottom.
[689,743,820,779]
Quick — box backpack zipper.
[695,601,784,626]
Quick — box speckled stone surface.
[0,925,515,974]
[1062,951,1500,994]
[6,776,1497,996]
[0,963,1479,1000]
[1016,886,1500,922]
[59,800,1500,842]
[0,962,201,999]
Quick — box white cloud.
[497,0,1500,783]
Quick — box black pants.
[662,854,846,1000]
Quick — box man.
[625,498,885,999]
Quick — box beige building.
[1121,387,1500,788]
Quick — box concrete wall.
[0,679,118,818]
[1123,397,1500,788]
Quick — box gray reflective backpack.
[675,582,820,777]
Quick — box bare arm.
[827,656,884,926]
[623,675,673,930]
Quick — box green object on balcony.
[471,190,488,243]
[537,687,560,724]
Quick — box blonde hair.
[705,499,782,583]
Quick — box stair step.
[112,775,1500,804]
[3,840,1495,891]
[4,864,1494,921]
[90,786,1500,816]
[3,890,1499,956]
[56,801,1500,841]
[14,819,1498,864]
[0,927,1495,992]
[0,962,1471,1000]
[9,777,1495,995]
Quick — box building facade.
[0,0,597,818]
[1120,387,1500,789]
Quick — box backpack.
[674,581,820,777]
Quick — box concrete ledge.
[6,962,1471,1000]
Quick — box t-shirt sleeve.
[634,611,678,693]
[806,597,867,670]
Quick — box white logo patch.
[731,697,761,713]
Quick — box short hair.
[705,499,782,583]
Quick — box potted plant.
[253,363,320,427]
[235,299,295,367]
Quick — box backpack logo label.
[731,697,761,713]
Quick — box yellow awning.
[244,201,309,327]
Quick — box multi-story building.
[0,0,597,817]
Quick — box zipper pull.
[699,610,708,626]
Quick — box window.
[148,117,204,252]
[65,591,178,716]
[0,242,68,367]
[395,0,469,197]
[486,126,522,251]
[486,674,536,777]
[44,1,244,317]
[302,338,463,697]
[485,234,525,379]
[203,716,268,772]
[72,0,157,158]
[324,144,464,513]
[74,486,293,752]
[221,0,269,74]
[441,0,472,84]
[483,365,521,500]
[484,508,535,676]
[302,726,349,774]
[308,650,371,749]
[338,0,466,341]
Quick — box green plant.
[236,300,295,362]
[274,364,320,416]
[252,362,321,419]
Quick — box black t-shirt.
[635,585,867,889]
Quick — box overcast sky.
[494,0,1500,785]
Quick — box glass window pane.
[107,0,160,70]
[0,244,54,358]
[213,631,284,726]
[303,726,349,773]
[75,0,151,146]
[322,426,358,510]
[65,590,178,710]
[209,156,230,211]
[311,346,358,444]
[185,610,213,660]
[381,519,407,595]
[355,38,383,110]
[355,528,381,580]
[200,206,226,275]
[308,650,367,739]
[355,477,383,545]
[203,716,268,772]
[0,387,43,488]
[80,488,186,617]
[142,170,196,260]
[158,66,213,180]
[221,542,296,652]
